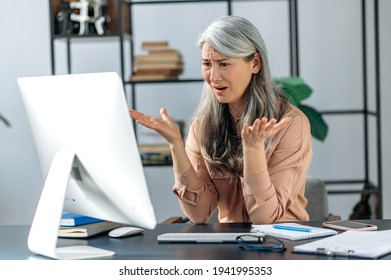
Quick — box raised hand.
[241,117,292,148]
[129,107,182,145]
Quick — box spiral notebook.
[251,223,338,241]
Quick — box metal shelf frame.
[316,0,382,218]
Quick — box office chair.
[305,176,341,221]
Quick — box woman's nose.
[209,66,222,82]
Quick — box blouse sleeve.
[172,123,218,223]
[241,108,312,224]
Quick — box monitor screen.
[18,72,156,259]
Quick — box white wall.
[0,0,51,224]
[0,0,389,225]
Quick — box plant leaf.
[0,113,11,127]
[274,76,312,102]
[274,76,328,141]
[298,104,328,141]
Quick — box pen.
[272,225,312,232]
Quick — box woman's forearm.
[169,139,199,202]
[242,145,268,178]
[169,139,192,174]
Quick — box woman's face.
[201,43,261,112]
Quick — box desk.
[1,219,391,260]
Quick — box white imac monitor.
[17,72,156,259]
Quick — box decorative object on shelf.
[274,76,328,141]
[69,0,90,35]
[131,41,184,81]
[70,0,107,35]
[54,1,74,35]
[54,0,109,36]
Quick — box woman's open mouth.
[213,86,228,94]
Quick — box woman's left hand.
[241,117,292,148]
[129,107,183,145]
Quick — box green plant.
[0,113,11,127]
[274,76,328,141]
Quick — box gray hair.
[192,16,289,176]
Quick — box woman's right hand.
[129,107,183,145]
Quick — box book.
[251,222,338,241]
[60,213,103,227]
[139,144,172,164]
[293,229,391,259]
[58,221,122,238]
[133,68,182,76]
[130,74,179,81]
[141,41,169,50]
[135,53,182,63]
[131,41,184,81]
[134,62,183,71]
[149,48,180,55]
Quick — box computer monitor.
[17,72,156,259]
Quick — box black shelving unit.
[312,0,382,218]
[47,0,382,217]
[49,0,127,75]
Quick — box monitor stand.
[27,150,115,260]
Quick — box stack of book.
[139,144,172,165]
[131,41,183,81]
[58,213,121,238]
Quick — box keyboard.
[157,232,266,243]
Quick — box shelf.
[126,0,231,5]
[125,78,203,84]
[52,33,125,40]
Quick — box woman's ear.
[252,53,262,74]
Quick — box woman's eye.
[220,62,230,68]
[202,62,211,68]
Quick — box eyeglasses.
[235,234,286,251]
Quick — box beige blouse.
[172,104,312,224]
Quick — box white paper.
[293,229,391,258]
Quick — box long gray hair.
[192,16,289,176]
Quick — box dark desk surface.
[1,219,391,260]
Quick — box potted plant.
[274,76,328,141]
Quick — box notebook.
[60,213,104,227]
[58,221,121,238]
[251,223,337,241]
[157,232,266,243]
[293,229,391,259]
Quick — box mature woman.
[130,16,312,224]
